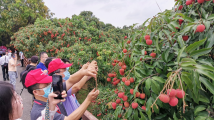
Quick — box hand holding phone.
[52,75,63,99]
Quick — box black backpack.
[19,66,36,95]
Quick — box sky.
[43,0,175,28]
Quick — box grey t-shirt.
[31,83,68,120]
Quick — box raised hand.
[86,88,99,102]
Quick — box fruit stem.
[150,68,182,111]
[178,73,187,113]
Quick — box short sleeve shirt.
[31,82,68,120]
[36,62,47,71]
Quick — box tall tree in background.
[0,0,54,46]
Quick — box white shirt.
[19,52,24,59]
[8,52,12,59]
[0,55,9,65]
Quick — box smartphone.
[52,75,63,99]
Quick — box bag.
[3,56,8,67]
[20,65,36,88]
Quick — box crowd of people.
[0,51,99,120]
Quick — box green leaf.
[152,76,165,83]
[162,15,170,23]
[151,80,160,94]
[207,14,214,20]
[181,58,197,67]
[134,109,139,120]
[195,64,214,73]
[177,35,185,48]
[163,29,172,41]
[194,105,206,115]
[185,38,206,53]
[205,33,214,48]
[177,46,186,64]
[204,21,211,31]
[125,108,133,118]
[199,95,210,103]
[173,112,179,120]
[195,116,207,120]
[197,69,214,82]
[139,112,147,120]
[181,73,193,89]
[199,77,214,95]
[184,16,194,22]
[190,48,212,57]
[170,21,180,28]
[145,78,152,90]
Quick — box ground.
[0,61,31,120]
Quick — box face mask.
[63,70,70,81]
[66,67,69,71]
[37,84,53,98]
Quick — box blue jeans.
[8,71,17,90]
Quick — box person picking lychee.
[47,58,99,116]
[25,68,99,120]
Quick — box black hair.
[11,53,15,57]
[0,81,15,120]
[2,52,5,55]
[39,52,47,59]
[61,58,70,63]
[27,83,39,95]
[49,69,60,76]
[45,57,55,69]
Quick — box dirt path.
[0,61,31,120]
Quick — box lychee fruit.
[140,93,146,99]
[146,39,153,45]
[169,97,178,106]
[159,94,170,103]
[144,35,150,40]
[178,5,183,10]
[122,65,127,70]
[116,99,121,104]
[119,69,125,75]
[107,78,111,82]
[135,92,140,97]
[112,102,117,109]
[124,102,130,108]
[196,24,205,32]
[122,77,127,82]
[130,89,134,94]
[198,0,205,3]
[127,40,131,44]
[132,102,138,109]
[123,49,127,53]
[167,89,177,97]
[141,106,146,110]
[182,36,189,41]
[150,52,156,58]
[176,89,185,98]
[124,36,127,39]
[129,78,134,83]
[145,51,147,55]
[125,80,130,86]
[118,92,124,98]
[122,95,128,101]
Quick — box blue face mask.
[37,84,53,98]
[63,70,70,81]
[66,67,69,71]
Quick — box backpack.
[20,65,36,88]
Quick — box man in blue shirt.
[36,52,48,73]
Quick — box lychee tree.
[92,0,214,119]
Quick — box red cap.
[25,69,52,87]
[48,58,72,74]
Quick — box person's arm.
[71,76,91,94]
[65,63,97,90]
[64,88,99,120]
